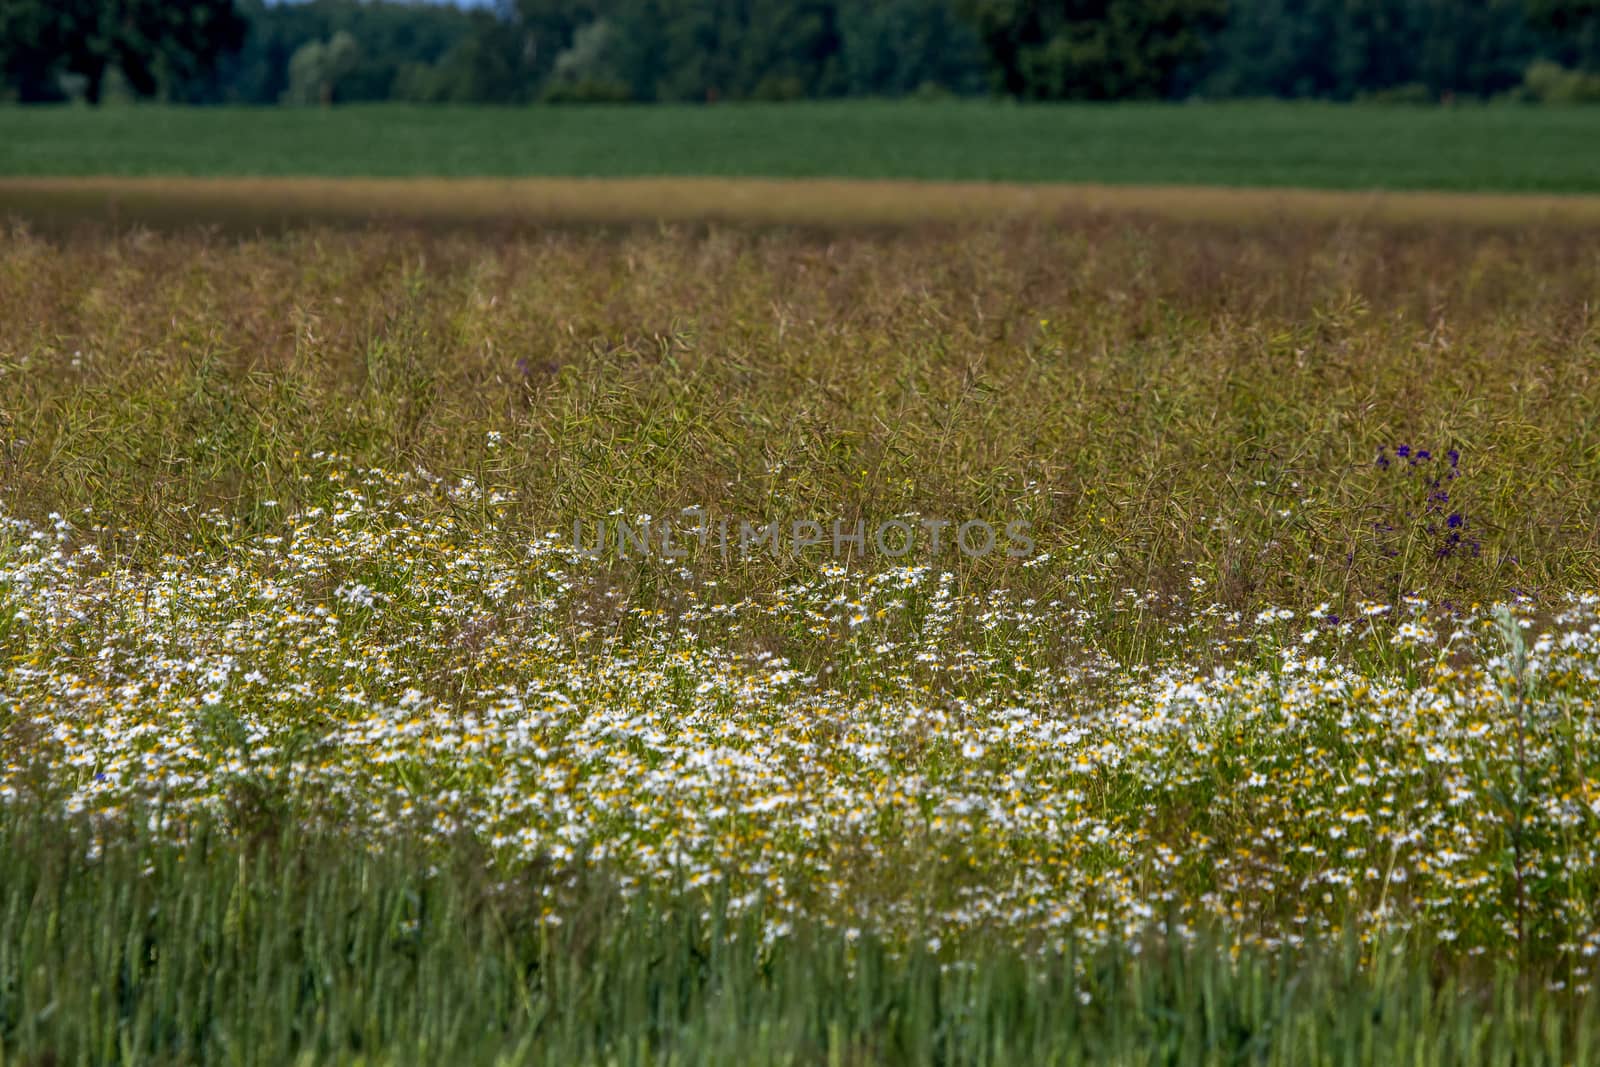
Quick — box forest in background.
[2,0,1600,107]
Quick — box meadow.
[2,213,1600,1062]
[3,100,1600,191]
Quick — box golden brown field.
[9,175,1600,231]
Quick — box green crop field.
[3,99,1600,191]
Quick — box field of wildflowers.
[2,216,1599,1061]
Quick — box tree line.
[3,0,1598,106]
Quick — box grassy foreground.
[2,807,1593,1065]
[2,215,1600,1060]
[4,101,1600,191]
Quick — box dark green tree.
[208,0,476,105]
[958,0,1227,99]
[837,0,988,96]
[282,29,359,106]
[10,0,247,105]
[1528,0,1600,25]
[0,0,65,101]
[510,0,601,88]
[1196,0,1567,100]
[1526,0,1600,67]
[402,12,533,103]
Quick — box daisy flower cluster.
[2,456,1598,976]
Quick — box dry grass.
[2,211,1596,632]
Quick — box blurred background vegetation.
[2,0,1599,110]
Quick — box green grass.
[2,805,1595,1066]
[3,100,1600,191]
[4,219,1596,614]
